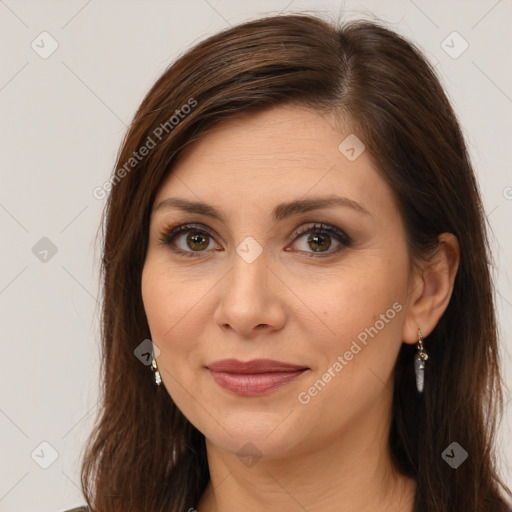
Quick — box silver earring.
[151,358,162,386]
[414,327,428,393]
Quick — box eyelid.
[157,222,219,247]
[291,222,352,244]
[158,221,352,256]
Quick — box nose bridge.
[229,238,269,300]
[214,238,285,335]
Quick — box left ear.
[402,233,460,344]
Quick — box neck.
[196,387,416,512]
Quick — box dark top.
[63,503,512,511]
[63,506,512,512]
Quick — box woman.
[67,13,512,512]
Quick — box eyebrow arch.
[154,195,371,222]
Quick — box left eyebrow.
[153,194,371,222]
[271,195,371,222]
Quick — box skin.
[141,105,459,512]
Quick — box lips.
[206,359,309,396]
[207,358,307,373]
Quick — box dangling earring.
[414,327,428,393]
[151,358,162,386]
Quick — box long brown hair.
[81,13,512,511]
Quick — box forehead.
[176,105,343,169]
[153,105,394,220]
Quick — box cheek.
[142,263,218,435]
[143,260,197,336]
[301,254,408,391]
[141,263,206,377]
[292,276,406,437]
[305,257,406,341]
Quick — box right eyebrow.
[153,194,371,222]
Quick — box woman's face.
[142,105,417,460]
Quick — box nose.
[213,247,287,339]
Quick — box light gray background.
[0,1,511,510]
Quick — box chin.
[201,416,305,462]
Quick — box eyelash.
[157,222,352,258]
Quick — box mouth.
[206,359,310,396]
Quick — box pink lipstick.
[206,359,309,396]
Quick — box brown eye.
[289,223,352,256]
[159,222,351,259]
[158,223,221,257]
[186,231,210,251]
